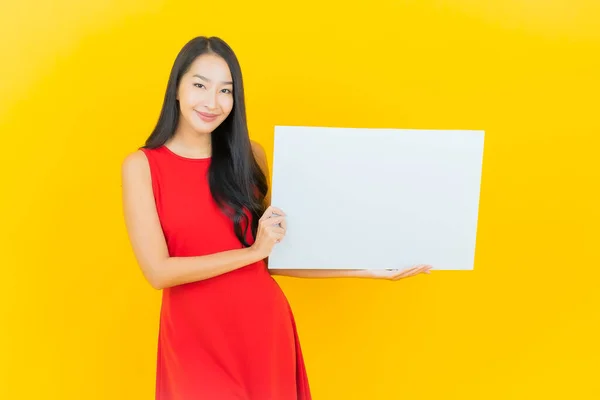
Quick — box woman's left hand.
[364,264,433,280]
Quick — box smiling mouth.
[195,111,220,122]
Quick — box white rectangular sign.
[268,126,485,270]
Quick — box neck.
[169,123,212,158]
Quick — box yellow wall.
[2,0,599,399]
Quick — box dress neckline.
[161,145,211,162]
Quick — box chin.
[191,112,229,132]
[192,120,224,134]
[191,126,214,135]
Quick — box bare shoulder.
[120,148,167,290]
[121,149,150,182]
[250,140,269,172]
[250,140,267,161]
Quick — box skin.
[121,53,432,290]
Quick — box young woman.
[121,36,432,400]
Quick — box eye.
[194,83,205,89]
[221,88,232,94]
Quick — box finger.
[265,224,285,235]
[398,266,419,276]
[268,207,286,219]
[267,217,285,228]
[273,232,286,243]
[393,270,411,280]
[402,265,430,278]
[260,206,274,221]
[263,212,285,221]
[411,265,429,274]
[417,265,432,274]
[398,270,421,280]
[261,206,285,221]
[268,226,286,235]
[261,216,285,226]
[409,264,430,272]
[266,215,286,229]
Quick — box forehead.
[187,54,232,82]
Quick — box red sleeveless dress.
[140,145,311,400]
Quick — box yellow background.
[1,0,599,399]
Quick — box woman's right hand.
[251,206,287,259]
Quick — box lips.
[195,111,219,122]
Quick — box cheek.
[220,96,234,114]
[179,86,205,110]
[179,89,200,108]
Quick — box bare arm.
[121,150,265,290]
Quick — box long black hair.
[143,36,268,247]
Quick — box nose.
[203,89,218,110]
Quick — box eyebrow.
[193,74,233,85]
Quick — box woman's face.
[177,53,234,134]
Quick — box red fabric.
[140,145,311,400]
